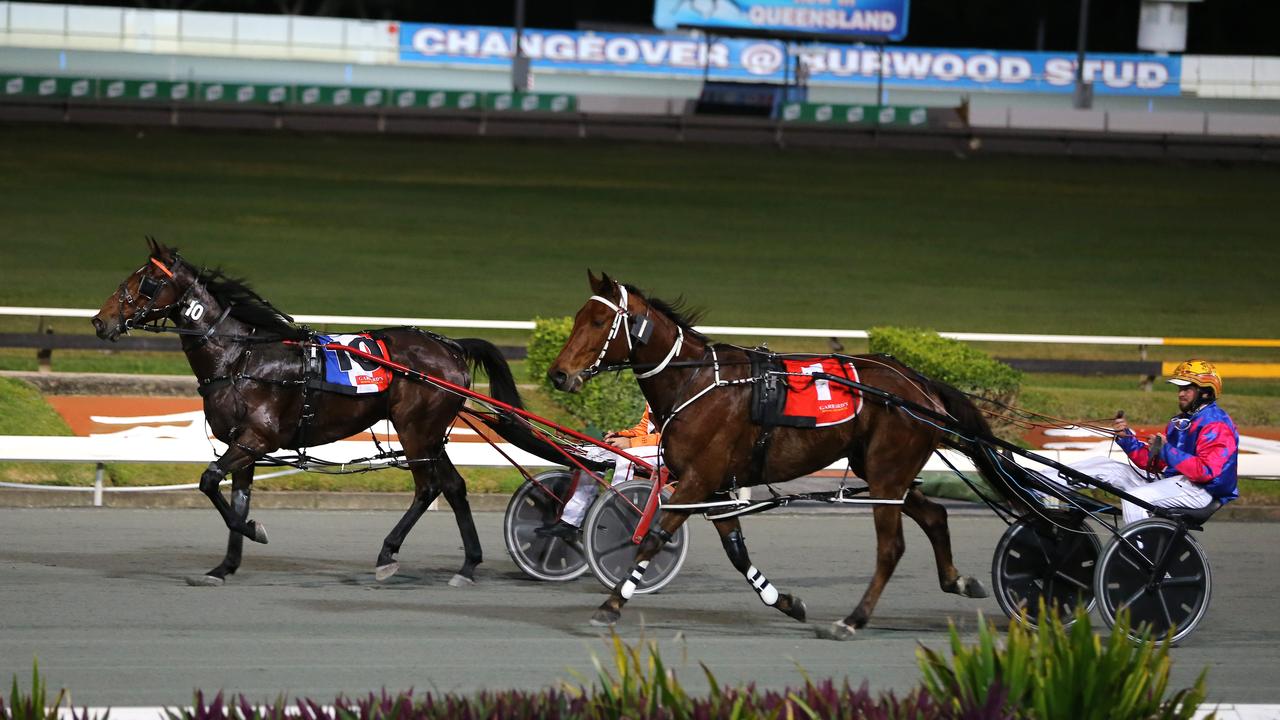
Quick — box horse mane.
[195,265,308,340]
[622,283,710,344]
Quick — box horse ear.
[146,235,159,255]
[588,269,606,293]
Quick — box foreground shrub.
[917,604,1209,720]
[526,316,646,433]
[1,660,101,720]
[6,614,1212,720]
[163,634,941,720]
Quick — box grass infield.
[1,124,1278,341]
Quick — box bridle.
[115,256,189,332]
[586,284,683,380]
[113,254,237,347]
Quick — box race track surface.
[2,507,1277,706]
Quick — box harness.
[587,284,683,381]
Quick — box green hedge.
[867,327,1021,396]
[526,317,646,434]
[869,326,1021,440]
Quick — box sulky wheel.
[583,479,689,595]
[991,516,1101,628]
[503,470,588,582]
[1094,518,1212,645]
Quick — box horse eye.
[591,319,606,328]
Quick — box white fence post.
[93,462,104,506]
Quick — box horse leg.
[187,466,255,587]
[375,464,442,582]
[713,517,806,622]
[198,447,269,544]
[902,487,988,598]
[590,507,693,627]
[435,453,484,587]
[820,502,907,641]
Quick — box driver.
[1071,359,1239,524]
[536,404,660,540]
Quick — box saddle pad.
[779,357,863,427]
[313,333,392,395]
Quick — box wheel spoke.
[1116,585,1147,612]
[1161,574,1204,588]
[596,539,635,557]
[1118,548,1153,573]
[1051,570,1091,591]
[1157,590,1176,630]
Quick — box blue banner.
[653,0,910,42]
[398,23,1181,96]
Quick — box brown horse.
[92,239,522,588]
[548,272,1014,638]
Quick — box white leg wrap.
[620,560,649,600]
[746,565,779,606]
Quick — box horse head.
[92,237,193,341]
[547,271,647,392]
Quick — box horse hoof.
[589,608,620,628]
[185,575,225,587]
[248,521,269,545]
[448,573,475,588]
[957,576,989,599]
[782,596,808,623]
[374,562,399,582]
[814,620,857,641]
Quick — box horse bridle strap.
[588,285,683,379]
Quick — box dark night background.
[58,0,1280,55]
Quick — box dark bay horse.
[548,272,1015,639]
[92,239,520,588]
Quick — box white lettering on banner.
[968,55,999,83]
[606,38,640,63]
[935,54,963,81]
[546,34,575,61]
[412,27,444,55]
[1002,57,1033,82]
[402,24,1175,94]
[580,35,605,62]
[447,30,480,55]
[890,51,930,78]
[480,32,510,56]
[1045,58,1075,85]
[747,6,897,32]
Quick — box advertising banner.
[397,23,1182,96]
[652,0,910,42]
[780,102,927,126]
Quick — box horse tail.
[455,338,524,409]
[453,338,590,468]
[924,377,1018,504]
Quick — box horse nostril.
[549,370,568,390]
[91,317,105,335]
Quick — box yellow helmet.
[1168,359,1222,397]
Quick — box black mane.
[623,283,710,344]
[195,265,308,340]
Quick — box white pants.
[1066,456,1213,525]
[561,443,662,527]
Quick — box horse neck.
[172,279,249,380]
[629,310,707,423]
